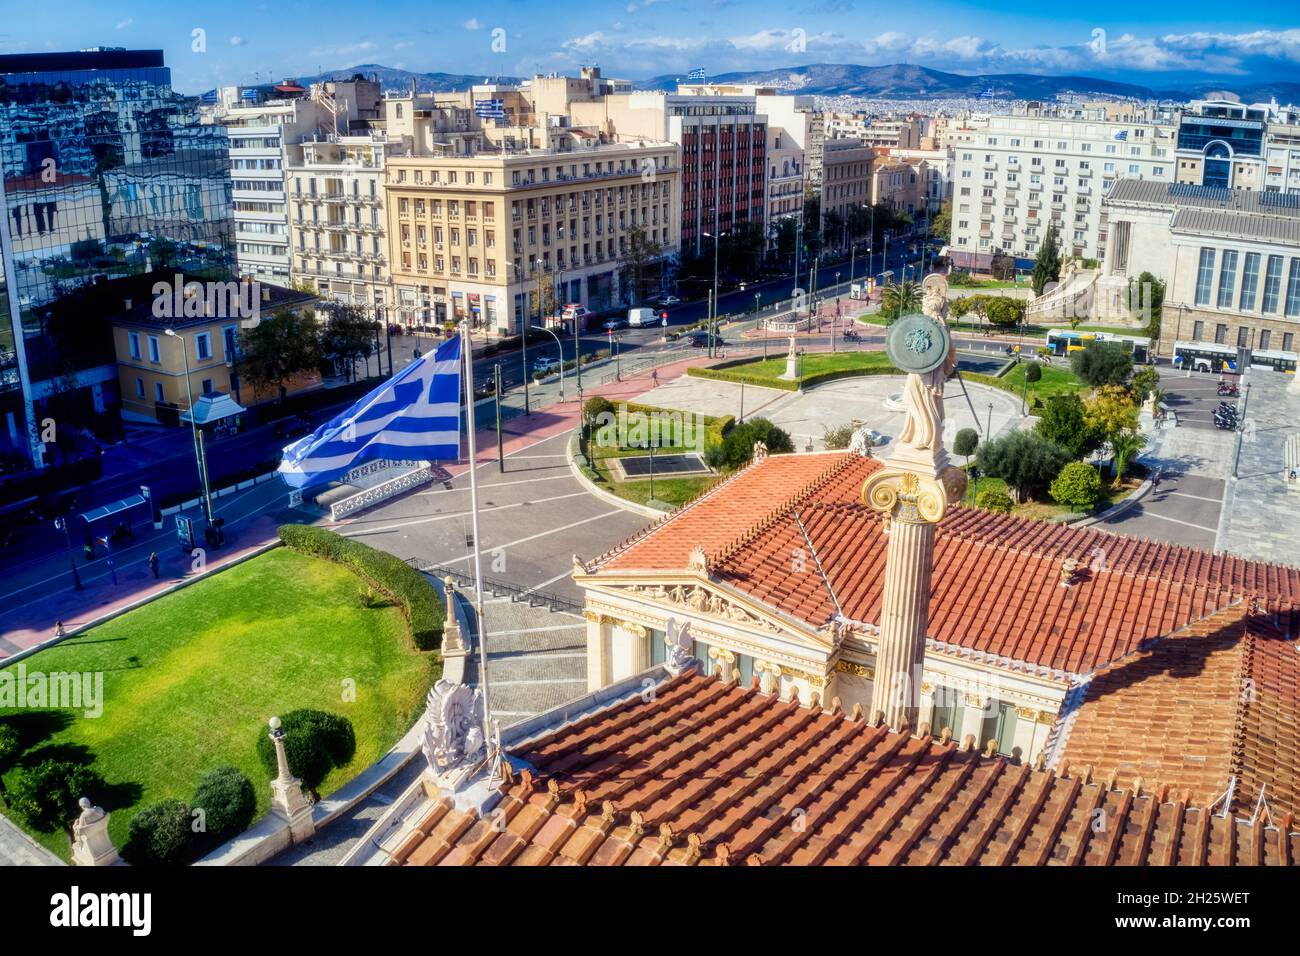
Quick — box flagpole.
[459,322,497,780]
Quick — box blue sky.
[1,0,1298,92]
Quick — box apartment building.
[1265,112,1300,194]
[287,132,400,310]
[210,77,381,286]
[870,156,928,219]
[948,110,1175,271]
[1174,99,1269,191]
[765,125,804,247]
[821,138,873,248]
[384,141,679,334]
[890,148,953,211]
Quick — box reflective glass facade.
[0,50,234,471]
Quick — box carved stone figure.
[422,679,487,776]
[921,274,949,323]
[664,617,695,675]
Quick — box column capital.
[862,465,965,525]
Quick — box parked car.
[627,307,656,327]
[561,304,591,326]
[689,333,724,348]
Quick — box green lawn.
[593,460,718,509]
[696,350,898,386]
[1000,360,1090,405]
[0,548,437,859]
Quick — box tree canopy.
[975,430,1071,501]
[1031,224,1062,296]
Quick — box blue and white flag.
[474,98,505,120]
[687,68,706,83]
[278,334,463,489]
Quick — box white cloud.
[464,18,484,31]
[229,37,247,47]
[115,18,133,30]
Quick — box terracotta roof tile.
[396,671,1299,866]
[593,453,1300,675]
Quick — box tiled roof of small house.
[590,453,1300,676]
[387,670,1299,866]
[1058,603,1300,817]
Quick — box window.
[201,378,214,395]
[1286,258,1300,317]
[1214,324,1228,345]
[135,377,145,399]
[195,333,212,361]
[1259,330,1271,351]
[1239,253,1261,312]
[1192,320,1204,341]
[154,382,165,403]
[148,336,161,363]
[982,702,1020,757]
[1262,255,1284,313]
[1216,251,1239,309]
[1194,248,1216,307]
[128,332,141,360]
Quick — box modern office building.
[1173,100,1268,191]
[0,49,234,471]
[948,109,1175,272]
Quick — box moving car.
[627,307,656,327]
[603,318,626,332]
[649,294,681,307]
[532,355,561,375]
[690,332,724,348]
[561,304,591,326]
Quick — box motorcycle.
[1217,382,1240,397]
[842,328,861,342]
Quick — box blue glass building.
[0,49,234,475]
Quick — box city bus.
[1248,348,1299,374]
[1172,340,1238,373]
[1046,329,1152,363]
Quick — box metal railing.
[405,558,583,614]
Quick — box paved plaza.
[1216,371,1300,566]
[633,370,1029,453]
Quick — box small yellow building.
[110,277,318,425]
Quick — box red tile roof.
[388,671,1299,866]
[1060,603,1300,816]
[592,453,1300,676]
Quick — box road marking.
[520,566,586,594]
[1135,511,1219,533]
[341,491,593,536]
[486,624,586,636]
[1164,490,1223,504]
[414,473,573,496]
[436,510,624,564]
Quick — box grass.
[999,360,1090,405]
[689,350,899,391]
[592,460,718,509]
[0,548,437,859]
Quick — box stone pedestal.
[70,798,119,866]
[871,512,937,728]
[268,718,315,844]
[440,577,468,684]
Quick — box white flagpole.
[459,322,497,778]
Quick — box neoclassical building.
[572,449,1299,771]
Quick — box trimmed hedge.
[688,362,903,392]
[122,799,194,866]
[255,709,357,793]
[191,766,256,851]
[277,524,443,650]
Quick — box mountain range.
[295,62,1300,105]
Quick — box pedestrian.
[149,551,160,579]
[651,368,659,387]
[84,541,94,561]
[55,620,65,637]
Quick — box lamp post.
[704,230,727,358]
[53,515,82,591]
[530,324,564,400]
[164,327,213,523]
[1232,381,1252,479]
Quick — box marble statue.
[664,617,695,675]
[422,678,487,774]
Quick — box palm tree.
[1109,430,1147,487]
[879,279,922,324]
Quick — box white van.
[627,307,656,327]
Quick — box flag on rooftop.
[687,68,706,83]
[278,334,463,489]
[474,98,506,120]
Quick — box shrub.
[191,766,256,848]
[122,799,195,866]
[1130,365,1160,403]
[953,427,979,459]
[1023,362,1042,384]
[1050,461,1103,511]
[256,709,357,793]
[721,419,793,468]
[277,525,443,650]
[1036,393,1100,459]
[975,487,1014,514]
[583,396,615,423]
[9,759,106,833]
[822,423,855,450]
[976,430,1071,502]
[0,723,20,804]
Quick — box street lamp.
[703,230,728,358]
[53,515,83,591]
[164,327,213,523]
[530,324,564,400]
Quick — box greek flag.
[278,334,463,489]
[474,98,505,120]
[687,68,706,83]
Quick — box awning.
[79,493,148,525]
[181,393,247,426]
